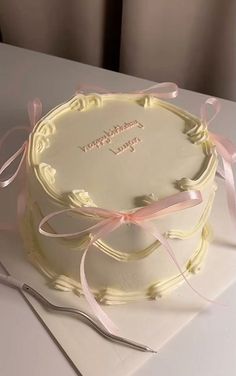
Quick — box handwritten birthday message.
[79,120,144,156]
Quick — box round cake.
[22,93,218,304]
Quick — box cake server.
[0,272,157,353]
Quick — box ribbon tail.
[16,161,28,227]
[80,247,119,334]
[28,98,42,129]
[76,82,178,99]
[79,218,122,334]
[221,157,236,227]
[136,220,217,305]
[200,98,221,126]
[140,82,178,98]
[0,126,29,149]
[216,166,225,179]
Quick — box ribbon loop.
[38,190,211,334]
[0,98,42,188]
[134,190,201,220]
[209,132,236,164]
[201,97,236,228]
[138,82,178,99]
[76,82,178,100]
[28,98,43,130]
[200,97,221,127]
[0,141,28,188]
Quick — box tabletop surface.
[0,42,236,376]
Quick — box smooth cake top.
[29,94,209,210]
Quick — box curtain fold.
[0,0,235,100]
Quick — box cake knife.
[0,272,157,353]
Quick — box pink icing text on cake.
[109,137,142,155]
[79,120,144,152]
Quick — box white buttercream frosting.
[21,93,217,304]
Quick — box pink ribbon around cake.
[39,189,205,334]
[0,85,236,334]
[37,95,236,333]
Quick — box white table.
[0,43,236,376]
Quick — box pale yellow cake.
[22,93,218,304]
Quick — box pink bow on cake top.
[0,83,235,334]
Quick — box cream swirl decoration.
[31,120,56,163]
[68,189,96,208]
[33,134,50,154]
[70,94,103,111]
[138,95,155,108]
[38,119,56,136]
[186,122,209,144]
[36,163,57,197]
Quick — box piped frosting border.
[28,94,218,209]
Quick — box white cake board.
[0,178,236,376]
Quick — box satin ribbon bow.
[0,99,42,230]
[201,97,236,227]
[38,190,216,334]
[77,81,178,99]
[0,99,42,188]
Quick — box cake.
[22,92,218,305]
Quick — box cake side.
[22,207,212,304]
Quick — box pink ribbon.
[0,99,42,188]
[77,81,178,99]
[0,99,42,229]
[201,97,236,227]
[38,190,218,334]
